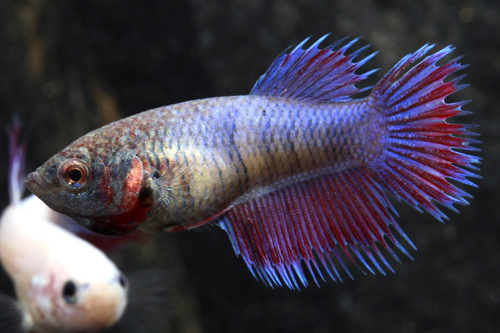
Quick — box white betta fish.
[0,121,171,333]
[0,200,129,333]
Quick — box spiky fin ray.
[250,35,377,102]
[370,44,481,222]
[219,168,413,289]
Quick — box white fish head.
[0,196,129,332]
[26,269,128,332]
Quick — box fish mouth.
[25,170,46,196]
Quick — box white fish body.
[0,194,128,332]
[0,121,173,332]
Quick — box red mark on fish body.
[119,157,143,210]
[93,157,152,236]
[91,202,149,236]
[99,166,113,205]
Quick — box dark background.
[0,0,498,332]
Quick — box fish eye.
[57,159,91,191]
[118,274,128,289]
[68,168,82,182]
[62,280,78,304]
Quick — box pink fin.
[250,35,377,102]
[219,168,413,289]
[6,116,28,205]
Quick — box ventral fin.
[0,293,25,333]
[250,34,378,102]
[218,167,414,289]
[115,269,172,333]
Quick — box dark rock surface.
[0,0,497,332]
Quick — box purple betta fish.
[26,35,480,289]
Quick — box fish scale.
[122,96,377,202]
[26,36,480,289]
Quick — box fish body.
[32,94,383,234]
[26,36,480,289]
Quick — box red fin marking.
[318,176,364,271]
[351,170,413,260]
[300,182,349,282]
[326,172,392,274]
[219,167,412,289]
[335,173,391,271]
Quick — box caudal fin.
[369,44,481,221]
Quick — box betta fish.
[25,35,480,289]
[0,121,172,332]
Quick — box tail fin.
[369,44,481,220]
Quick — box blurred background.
[0,0,497,332]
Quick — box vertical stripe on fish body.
[26,35,480,289]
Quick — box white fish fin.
[6,116,29,205]
[105,269,172,333]
[0,292,27,333]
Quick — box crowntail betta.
[26,35,480,289]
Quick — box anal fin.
[218,167,413,289]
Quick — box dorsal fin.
[7,117,28,205]
[250,35,378,102]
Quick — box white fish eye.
[62,280,78,304]
[119,274,128,289]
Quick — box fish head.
[25,137,154,236]
[27,268,128,331]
